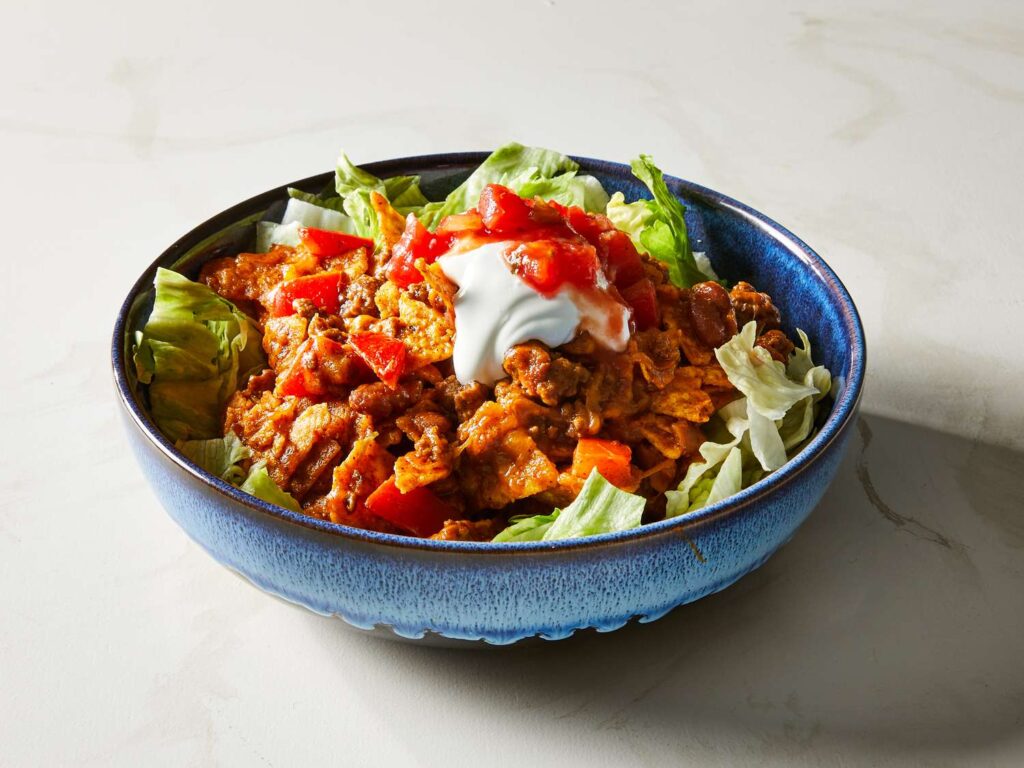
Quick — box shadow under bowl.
[112,152,866,646]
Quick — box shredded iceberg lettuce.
[628,155,715,287]
[667,323,832,517]
[177,433,301,510]
[133,268,265,442]
[417,142,609,229]
[493,470,645,542]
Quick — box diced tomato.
[563,205,613,245]
[479,184,533,232]
[299,227,374,258]
[506,239,600,295]
[364,476,454,538]
[600,230,645,287]
[571,438,635,489]
[268,272,345,318]
[387,214,450,287]
[349,331,407,389]
[620,278,660,331]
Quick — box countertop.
[4,1,1023,765]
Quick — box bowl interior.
[115,152,864,547]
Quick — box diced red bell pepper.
[348,331,407,389]
[364,476,454,538]
[299,227,374,258]
[619,278,660,331]
[479,183,533,232]
[387,214,449,288]
[571,438,635,489]
[268,271,346,318]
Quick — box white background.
[3,1,1023,765]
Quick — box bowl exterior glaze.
[113,153,865,645]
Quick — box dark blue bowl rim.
[112,151,866,554]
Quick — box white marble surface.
[3,1,1024,765]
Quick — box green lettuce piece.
[280,196,356,233]
[176,432,299,510]
[333,152,429,244]
[778,330,832,451]
[629,155,712,287]
[715,321,818,421]
[133,269,265,442]
[703,446,744,506]
[177,432,250,485]
[606,191,655,245]
[286,188,349,214]
[492,512,559,543]
[516,172,609,212]
[240,462,301,512]
[418,142,582,229]
[666,398,747,517]
[492,470,646,542]
[544,469,645,540]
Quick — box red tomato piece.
[364,476,454,538]
[506,239,600,295]
[479,184,534,232]
[299,227,374,258]
[387,214,449,287]
[620,278,660,331]
[563,205,613,245]
[600,230,645,287]
[268,272,345,318]
[348,332,407,389]
[571,438,635,489]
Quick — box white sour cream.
[437,241,631,385]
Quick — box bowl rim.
[112,151,866,554]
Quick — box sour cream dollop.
[437,241,630,385]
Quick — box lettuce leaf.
[417,142,585,229]
[629,155,712,288]
[176,432,299,510]
[177,432,250,485]
[667,325,832,515]
[778,330,832,450]
[133,268,265,442]
[492,512,558,543]
[491,470,645,543]
[666,398,747,516]
[715,321,818,421]
[333,152,430,244]
[606,191,654,244]
[516,172,610,212]
[280,196,356,233]
[240,462,301,512]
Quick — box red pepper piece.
[364,477,454,538]
[571,438,635,489]
[619,278,660,331]
[299,227,374,258]
[268,272,345,318]
[348,331,407,389]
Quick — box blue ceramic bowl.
[112,153,865,646]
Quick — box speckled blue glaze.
[112,153,865,646]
